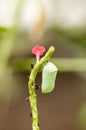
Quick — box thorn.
[35,84,40,89]
[31,64,34,69]
[25,97,29,101]
[30,112,32,117]
[38,122,40,126]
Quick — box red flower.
[32,45,46,62]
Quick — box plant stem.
[28,46,55,130]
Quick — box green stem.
[28,46,55,130]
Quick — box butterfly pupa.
[42,62,58,93]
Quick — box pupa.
[42,62,58,93]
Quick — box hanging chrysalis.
[42,62,58,93]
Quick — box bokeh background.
[0,0,86,130]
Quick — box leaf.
[42,62,58,93]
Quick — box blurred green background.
[0,0,86,130]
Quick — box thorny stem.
[28,46,55,130]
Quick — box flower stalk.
[28,46,55,130]
[32,45,46,63]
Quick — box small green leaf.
[42,62,58,93]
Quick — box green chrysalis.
[42,62,58,93]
